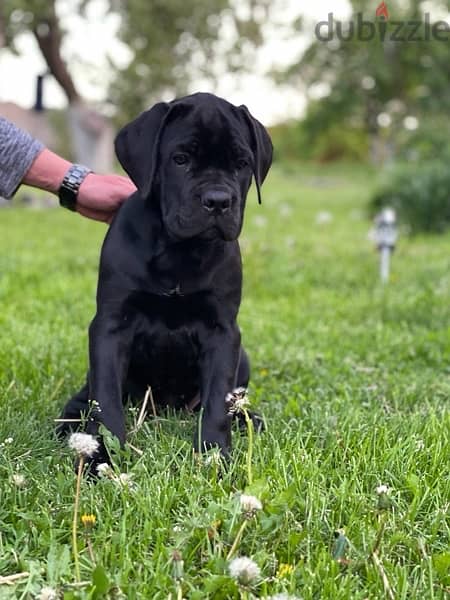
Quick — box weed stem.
[72,456,84,582]
[226,520,248,560]
[243,409,253,485]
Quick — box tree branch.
[32,4,80,104]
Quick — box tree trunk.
[31,1,112,170]
[32,4,80,104]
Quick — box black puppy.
[59,92,272,462]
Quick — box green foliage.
[395,117,450,163]
[371,161,450,233]
[270,119,369,163]
[1,0,271,123]
[279,0,450,162]
[1,164,450,597]
[108,0,271,122]
[1,0,55,49]
[268,121,305,162]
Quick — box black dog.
[59,92,272,462]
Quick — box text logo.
[314,8,449,42]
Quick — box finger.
[75,205,113,223]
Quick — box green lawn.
[0,164,449,599]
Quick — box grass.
[0,163,449,599]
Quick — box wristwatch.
[58,164,92,211]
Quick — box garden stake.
[374,208,397,283]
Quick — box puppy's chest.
[129,290,219,330]
[148,245,215,297]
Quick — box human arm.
[23,148,136,223]
[0,116,44,199]
[0,117,136,222]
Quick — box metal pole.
[380,246,391,283]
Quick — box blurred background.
[0,0,449,231]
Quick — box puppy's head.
[115,92,273,241]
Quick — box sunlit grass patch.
[0,164,449,598]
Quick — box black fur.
[59,93,272,463]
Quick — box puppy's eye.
[173,153,189,166]
[236,158,249,169]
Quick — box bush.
[370,161,450,234]
[270,119,369,163]
[269,120,305,162]
[395,118,450,164]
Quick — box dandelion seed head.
[118,472,136,489]
[226,387,250,415]
[68,433,99,457]
[96,462,113,477]
[12,473,26,487]
[37,587,59,600]
[240,494,263,516]
[228,556,260,584]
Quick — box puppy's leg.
[85,310,135,454]
[233,347,264,433]
[196,324,241,456]
[236,346,250,387]
[56,381,89,437]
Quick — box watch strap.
[58,164,92,211]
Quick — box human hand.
[23,149,137,223]
[76,173,137,223]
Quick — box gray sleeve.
[0,117,45,199]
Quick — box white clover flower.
[240,494,263,515]
[228,556,260,584]
[226,387,250,415]
[11,473,26,488]
[4,437,13,444]
[37,587,59,600]
[415,439,425,451]
[376,484,390,495]
[68,433,99,458]
[96,462,113,477]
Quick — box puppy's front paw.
[194,419,232,458]
[234,409,265,434]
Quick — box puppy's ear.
[114,102,171,199]
[239,105,273,204]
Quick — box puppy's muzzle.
[201,187,235,216]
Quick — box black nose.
[201,189,232,214]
